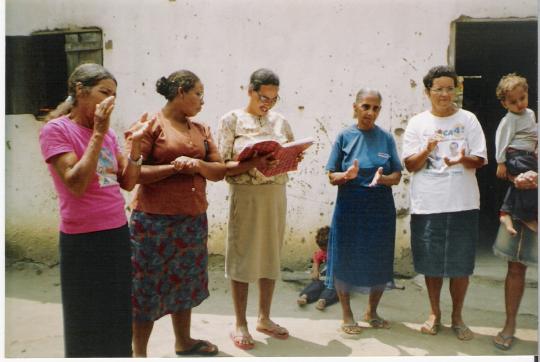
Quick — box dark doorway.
[454,20,538,249]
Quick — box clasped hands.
[171,156,200,174]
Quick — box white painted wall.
[5,0,537,272]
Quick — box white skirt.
[225,183,286,282]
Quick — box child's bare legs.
[500,213,517,236]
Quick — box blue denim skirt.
[411,210,478,277]
[493,223,537,266]
[326,185,396,293]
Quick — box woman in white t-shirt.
[402,65,487,341]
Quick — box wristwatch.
[128,155,143,166]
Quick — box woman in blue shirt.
[326,88,402,335]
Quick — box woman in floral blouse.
[217,68,299,350]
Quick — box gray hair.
[355,88,383,103]
[353,88,382,118]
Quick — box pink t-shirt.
[39,116,127,234]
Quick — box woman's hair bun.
[156,76,170,96]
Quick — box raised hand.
[126,112,150,143]
[344,159,359,181]
[93,96,115,135]
[443,148,465,167]
[369,167,384,187]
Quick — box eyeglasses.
[430,87,456,94]
[255,91,280,104]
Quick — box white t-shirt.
[402,109,488,214]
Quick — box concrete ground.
[4,247,538,358]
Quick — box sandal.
[341,322,363,335]
[493,332,514,350]
[175,340,219,356]
[420,319,441,335]
[230,331,255,350]
[451,324,474,341]
[256,321,289,340]
[364,316,391,329]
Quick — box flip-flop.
[230,331,255,350]
[256,322,289,340]
[420,319,441,335]
[365,316,391,329]
[175,340,219,356]
[341,322,363,335]
[452,324,474,341]
[493,332,514,350]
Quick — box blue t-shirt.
[326,125,402,187]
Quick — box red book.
[236,137,314,177]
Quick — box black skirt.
[59,224,132,357]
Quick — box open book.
[236,137,314,177]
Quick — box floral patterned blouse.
[217,109,294,185]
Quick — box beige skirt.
[225,183,287,283]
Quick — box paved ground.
[4,248,538,359]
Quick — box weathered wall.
[5,0,537,273]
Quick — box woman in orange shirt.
[125,69,226,357]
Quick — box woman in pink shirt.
[39,63,147,357]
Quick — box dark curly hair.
[156,69,200,101]
[315,226,330,249]
[422,65,458,90]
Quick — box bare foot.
[522,219,538,233]
[500,214,517,236]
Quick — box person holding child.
[297,226,338,310]
[492,73,538,350]
[402,65,487,341]
[39,63,147,357]
[126,69,225,357]
[325,88,402,335]
[217,68,301,349]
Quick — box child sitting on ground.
[297,226,338,310]
[495,73,538,235]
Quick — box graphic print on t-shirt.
[96,147,119,187]
[423,123,466,175]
